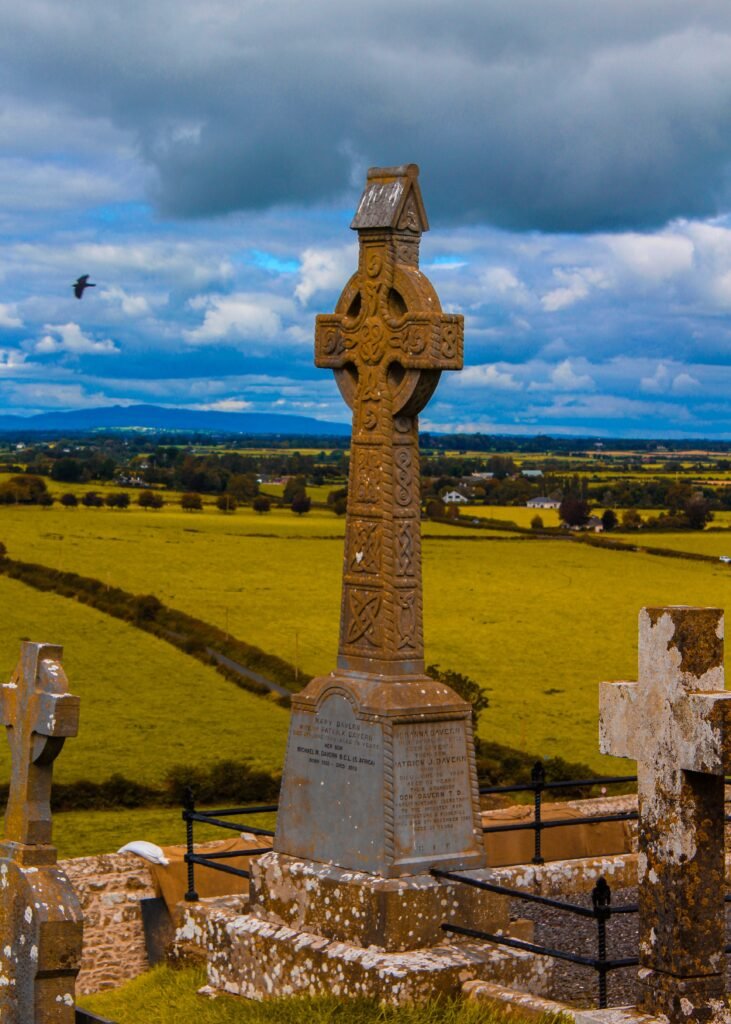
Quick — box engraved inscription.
[392,720,475,860]
[275,694,386,872]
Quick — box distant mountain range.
[0,404,352,436]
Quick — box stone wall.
[60,852,156,995]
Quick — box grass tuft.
[80,965,561,1024]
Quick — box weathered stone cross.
[599,606,731,1024]
[315,163,462,678]
[1,641,80,850]
[0,642,83,1024]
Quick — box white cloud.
[672,372,701,394]
[541,268,608,312]
[100,286,153,317]
[194,398,253,412]
[549,359,595,391]
[3,382,114,410]
[0,347,27,369]
[606,232,694,282]
[0,303,22,328]
[34,322,119,355]
[295,246,356,305]
[183,293,289,345]
[459,363,522,390]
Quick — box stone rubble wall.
[60,852,156,995]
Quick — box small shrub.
[216,494,238,513]
[60,492,78,508]
[252,495,271,514]
[530,514,544,530]
[181,492,203,512]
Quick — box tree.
[530,514,544,530]
[621,508,643,530]
[283,476,307,504]
[601,509,618,532]
[252,495,271,514]
[332,496,347,516]
[180,492,203,512]
[227,474,258,501]
[558,494,590,527]
[38,492,54,509]
[216,494,237,513]
[82,491,104,508]
[685,494,713,530]
[139,489,164,510]
[60,492,78,508]
[50,457,83,483]
[291,494,311,515]
[106,492,130,509]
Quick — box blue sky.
[2,2,731,437]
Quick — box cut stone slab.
[275,675,484,877]
[177,894,555,1004]
[251,851,514,952]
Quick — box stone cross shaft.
[1,641,80,850]
[315,164,463,677]
[599,607,731,1024]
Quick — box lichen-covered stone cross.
[315,164,462,678]
[599,606,731,1024]
[1,641,80,849]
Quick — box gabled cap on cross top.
[350,164,429,233]
[599,606,731,775]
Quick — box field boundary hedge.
[0,549,307,703]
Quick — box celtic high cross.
[315,164,463,677]
[0,641,80,852]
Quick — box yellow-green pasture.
[0,503,729,774]
[0,573,289,789]
[463,504,561,528]
[2,805,276,861]
[612,530,731,558]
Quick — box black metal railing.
[182,787,276,901]
[480,762,638,864]
[433,868,639,1008]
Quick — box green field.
[0,572,289,789]
[0,502,729,780]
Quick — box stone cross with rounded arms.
[599,606,731,1024]
[0,641,83,1024]
[1,641,80,851]
[315,163,462,678]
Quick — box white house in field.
[442,490,470,504]
[526,496,560,509]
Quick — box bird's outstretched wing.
[73,274,95,299]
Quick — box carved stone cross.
[0,642,83,1024]
[599,607,731,1024]
[315,163,462,678]
[1,641,80,851]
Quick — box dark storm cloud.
[4,1,731,231]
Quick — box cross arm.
[33,692,80,742]
[315,314,352,369]
[599,680,640,760]
[679,692,731,775]
[393,315,463,371]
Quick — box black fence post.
[531,761,545,865]
[592,876,612,1008]
[183,785,199,902]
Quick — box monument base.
[275,673,485,878]
[637,969,730,1024]
[250,851,526,952]
[0,853,83,1024]
[176,878,549,1004]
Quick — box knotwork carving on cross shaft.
[314,164,463,675]
[346,589,381,646]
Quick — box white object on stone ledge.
[117,841,169,865]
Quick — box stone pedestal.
[275,675,485,878]
[0,844,84,1024]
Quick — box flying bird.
[73,275,96,299]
